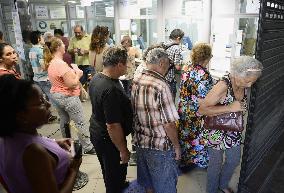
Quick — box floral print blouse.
[204,75,243,150]
[178,64,214,168]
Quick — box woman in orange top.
[45,37,95,155]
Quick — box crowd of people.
[0,26,263,193]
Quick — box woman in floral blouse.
[177,43,214,170]
[199,56,263,193]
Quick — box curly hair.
[0,75,34,137]
[191,43,212,65]
[103,47,128,67]
[90,25,109,54]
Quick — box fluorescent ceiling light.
[68,0,77,3]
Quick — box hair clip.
[247,69,262,72]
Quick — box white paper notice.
[50,6,66,19]
[35,5,48,19]
[105,7,114,17]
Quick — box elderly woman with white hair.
[198,56,263,193]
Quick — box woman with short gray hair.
[199,56,263,193]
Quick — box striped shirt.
[131,69,179,151]
[164,40,182,83]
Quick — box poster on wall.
[76,5,85,18]
[3,5,12,20]
[35,5,49,19]
[105,7,114,17]
[12,11,25,61]
[50,6,66,19]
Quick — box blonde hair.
[43,37,63,70]
[191,43,212,65]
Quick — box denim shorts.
[136,147,179,193]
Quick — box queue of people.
[0,25,264,193]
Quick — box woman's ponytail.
[43,44,53,70]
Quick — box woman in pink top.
[45,37,95,155]
[0,75,81,193]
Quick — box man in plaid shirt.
[164,29,184,99]
[131,47,181,193]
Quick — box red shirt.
[0,68,21,79]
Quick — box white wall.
[212,0,236,15]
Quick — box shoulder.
[212,79,228,93]
[69,36,76,42]
[22,143,51,164]
[84,34,91,40]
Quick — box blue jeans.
[78,65,95,85]
[35,81,56,106]
[136,147,179,193]
[207,146,241,193]
[51,92,93,152]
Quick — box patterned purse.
[203,111,244,132]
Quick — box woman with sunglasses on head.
[0,74,82,193]
[0,43,21,79]
[199,56,263,193]
[177,43,214,171]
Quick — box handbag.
[79,83,89,101]
[203,111,244,132]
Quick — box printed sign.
[35,5,48,19]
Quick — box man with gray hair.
[131,46,181,193]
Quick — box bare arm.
[198,80,242,116]
[106,123,130,163]
[164,122,181,160]
[164,122,179,148]
[23,143,81,193]
[62,70,82,89]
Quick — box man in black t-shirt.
[89,47,133,193]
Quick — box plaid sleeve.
[158,85,179,124]
[173,47,182,65]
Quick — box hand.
[120,149,130,164]
[69,157,82,172]
[79,49,85,55]
[229,101,244,112]
[56,138,72,151]
[175,65,182,71]
[174,146,181,161]
[76,69,83,78]
[73,48,78,54]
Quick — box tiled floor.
[38,100,241,193]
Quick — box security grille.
[238,0,284,192]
